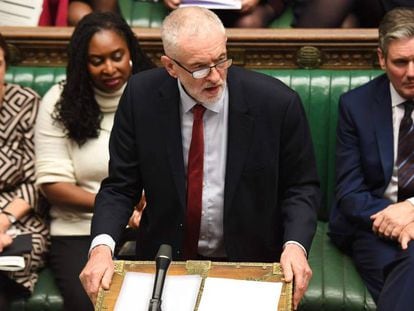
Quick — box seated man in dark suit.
[80,6,320,310]
[330,7,414,311]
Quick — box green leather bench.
[118,0,294,28]
[259,69,382,310]
[6,67,382,310]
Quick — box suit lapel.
[373,75,394,184]
[156,69,255,214]
[158,78,186,210]
[224,69,254,214]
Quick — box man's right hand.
[280,244,312,310]
[371,201,414,239]
[79,245,114,304]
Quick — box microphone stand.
[148,244,172,311]
[148,266,167,311]
[148,298,162,311]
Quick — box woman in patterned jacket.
[0,33,49,309]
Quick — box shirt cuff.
[89,234,116,256]
[283,241,307,257]
[407,198,414,207]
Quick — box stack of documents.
[0,233,31,271]
[0,0,43,26]
[0,256,25,271]
[115,272,282,311]
[179,0,242,10]
[115,272,201,311]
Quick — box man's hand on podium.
[79,245,114,304]
[280,244,312,310]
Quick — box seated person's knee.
[68,1,93,26]
[234,4,276,28]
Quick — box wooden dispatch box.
[95,260,292,311]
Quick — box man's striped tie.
[398,100,414,202]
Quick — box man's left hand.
[128,194,146,229]
[280,243,312,310]
[398,222,414,249]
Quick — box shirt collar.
[390,82,410,107]
[177,79,227,114]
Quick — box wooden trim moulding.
[0,26,380,69]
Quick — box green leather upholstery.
[258,69,382,310]
[6,67,384,310]
[118,0,294,28]
[119,0,169,28]
[269,3,293,28]
[259,69,383,220]
[303,222,376,311]
[11,268,64,311]
[6,67,66,97]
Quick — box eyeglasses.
[170,57,232,79]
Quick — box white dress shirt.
[384,83,414,206]
[178,80,228,257]
[91,79,307,257]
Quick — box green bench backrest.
[258,69,384,220]
[6,67,66,97]
[7,66,384,220]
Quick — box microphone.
[148,244,172,311]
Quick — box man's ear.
[377,48,386,70]
[161,55,178,78]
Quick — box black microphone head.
[155,244,172,270]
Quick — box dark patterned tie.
[398,100,414,202]
[184,104,206,259]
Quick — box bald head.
[161,6,226,58]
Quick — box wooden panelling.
[0,27,379,69]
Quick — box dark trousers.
[0,273,29,310]
[351,229,414,311]
[49,236,94,311]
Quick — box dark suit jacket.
[92,66,319,261]
[329,74,395,249]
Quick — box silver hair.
[161,6,226,58]
[379,7,414,58]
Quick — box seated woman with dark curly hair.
[0,33,49,310]
[35,11,154,310]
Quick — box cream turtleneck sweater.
[35,83,125,236]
